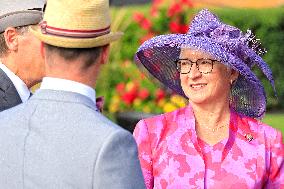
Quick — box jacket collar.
[30,89,98,112]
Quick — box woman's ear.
[230,69,239,84]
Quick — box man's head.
[0,0,46,88]
[42,43,110,86]
[30,0,123,86]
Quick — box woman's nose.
[188,63,202,79]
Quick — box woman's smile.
[189,83,207,90]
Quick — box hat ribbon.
[40,21,110,38]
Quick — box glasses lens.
[177,60,192,74]
[197,59,213,74]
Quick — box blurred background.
[95,0,284,133]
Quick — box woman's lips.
[190,83,207,90]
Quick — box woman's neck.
[191,100,231,127]
[190,99,231,145]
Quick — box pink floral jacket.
[133,105,284,189]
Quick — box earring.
[230,80,233,85]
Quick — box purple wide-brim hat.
[135,9,276,119]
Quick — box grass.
[262,113,284,134]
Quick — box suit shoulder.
[90,112,128,132]
[0,102,28,120]
[67,109,131,143]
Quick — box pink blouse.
[133,105,284,189]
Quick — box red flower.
[122,91,137,105]
[116,83,125,94]
[150,6,158,17]
[167,3,182,17]
[155,88,165,101]
[133,12,152,31]
[138,88,150,100]
[169,21,188,34]
[126,82,139,96]
[141,18,152,30]
[169,21,180,33]
[181,0,193,7]
[179,24,188,34]
[151,0,164,17]
[152,0,163,6]
[133,12,145,23]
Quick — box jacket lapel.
[0,68,22,111]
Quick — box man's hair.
[0,26,29,57]
[44,43,104,69]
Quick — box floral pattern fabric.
[133,105,284,189]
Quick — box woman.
[133,9,284,188]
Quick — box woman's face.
[179,48,238,105]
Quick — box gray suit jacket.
[0,89,145,189]
[0,68,22,111]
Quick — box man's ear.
[3,27,19,51]
[100,45,110,64]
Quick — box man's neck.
[45,58,100,88]
[1,57,35,88]
[1,56,18,74]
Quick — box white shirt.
[40,77,97,105]
[0,62,30,103]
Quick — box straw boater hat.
[31,0,123,48]
[135,9,276,119]
[0,0,45,33]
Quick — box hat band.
[40,21,110,38]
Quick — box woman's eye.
[200,60,211,64]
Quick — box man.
[0,0,46,111]
[0,0,145,188]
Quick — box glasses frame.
[175,58,219,74]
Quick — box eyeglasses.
[175,58,218,74]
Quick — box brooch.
[245,134,254,142]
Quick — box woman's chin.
[187,95,210,105]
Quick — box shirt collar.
[0,62,30,102]
[40,77,97,105]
